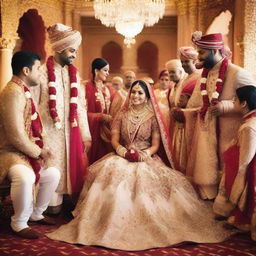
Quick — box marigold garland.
[46,56,79,129]
[199,58,228,120]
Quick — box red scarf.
[46,56,87,195]
[243,111,256,122]
[23,85,43,183]
[46,56,78,128]
[199,58,228,120]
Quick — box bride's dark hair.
[130,80,150,98]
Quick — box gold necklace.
[129,105,150,124]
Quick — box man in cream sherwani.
[184,32,256,200]
[36,24,91,214]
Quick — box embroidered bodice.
[112,110,159,150]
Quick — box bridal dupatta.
[113,81,178,169]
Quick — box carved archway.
[137,41,158,81]
[102,41,123,74]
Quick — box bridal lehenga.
[47,84,236,251]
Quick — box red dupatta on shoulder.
[113,80,178,169]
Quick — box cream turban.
[165,59,183,71]
[47,23,82,53]
[178,46,198,60]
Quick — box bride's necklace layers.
[129,104,151,124]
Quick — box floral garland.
[23,85,44,183]
[46,56,79,129]
[199,57,228,120]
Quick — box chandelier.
[93,0,165,47]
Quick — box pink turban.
[192,31,224,50]
[47,23,82,53]
[178,46,198,60]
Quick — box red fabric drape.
[223,144,256,224]
[85,81,113,164]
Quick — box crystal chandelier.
[93,0,165,47]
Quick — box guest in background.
[85,58,122,164]
[166,59,186,108]
[154,70,171,128]
[123,70,136,92]
[112,76,127,102]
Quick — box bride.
[47,80,235,251]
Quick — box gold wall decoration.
[244,0,256,72]
[0,37,17,50]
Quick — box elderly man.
[170,47,201,172]
[166,59,186,108]
[123,70,136,92]
[0,51,60,239]
[36,24,91,214]
[112,76,127,102]
[185,31,256,200]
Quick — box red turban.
[192,31,224,50]
[47,23,82,53]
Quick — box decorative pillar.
[64,0,74,27]
[176,0,190,48]
[0,0,19,90]
[121,45,138,73]
[188,0,198,37]
[72,10,83,78]
[0,37,16,91]
[198,0,207,33]
[243,0,256,73]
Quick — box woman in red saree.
[213,86,256,241]
[47,80,235,250]
[85,58,122,164]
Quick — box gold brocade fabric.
[47,111,236,250]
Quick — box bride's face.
[130,84,147,106]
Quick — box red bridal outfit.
[47,82,236,250]
[85,81,122,164]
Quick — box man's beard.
[203,50,215,69]
[64,57,74,66]
[61,56,74,66]
[195,50,215,69]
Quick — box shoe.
[44,205,62,216]
[29,216,56,226]
[13,227,40,239]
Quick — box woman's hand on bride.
[102,114,112,123]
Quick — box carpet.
[0,201,256,256]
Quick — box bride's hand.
[125,149,139,162]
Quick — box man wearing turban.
[184,31,256,200]
[170,46,201,173]
[165,59,187,108]
[36,23,91,214]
